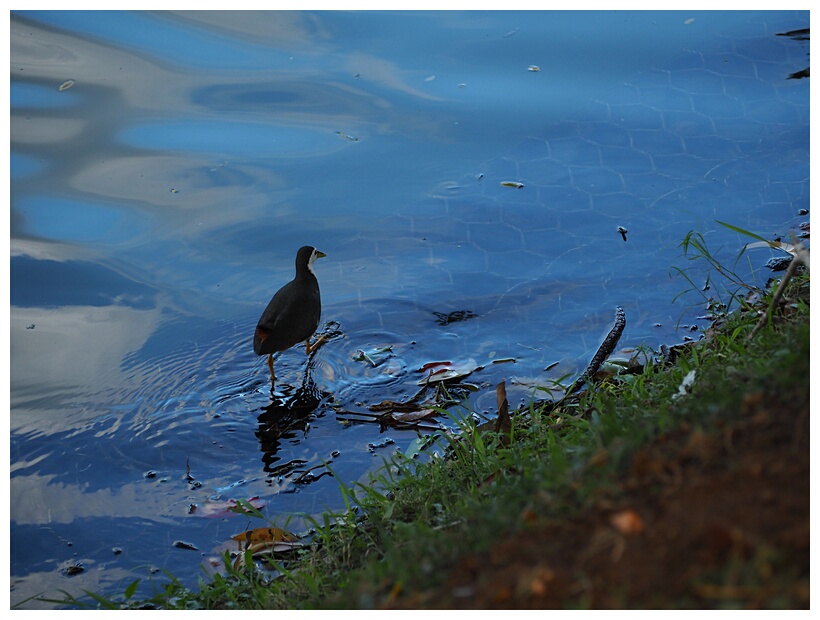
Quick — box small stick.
[565,306,626,396]
[747,238,808,342]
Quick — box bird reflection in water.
[255,356,331,480]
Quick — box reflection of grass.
[39,227,809,609]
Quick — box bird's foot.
[267,354,277,382]
[305,334,327,355]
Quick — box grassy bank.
[55,237,810,610]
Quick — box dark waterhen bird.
[253,246,326,381]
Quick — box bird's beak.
[315,250,327,259]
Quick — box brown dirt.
[388,385,810,609]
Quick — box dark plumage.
[254,245,326,380]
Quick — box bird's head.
[296,245,326,276]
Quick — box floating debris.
[173,540,199,551]
[788,68,810,80]
[457,382,481,391]
[335,131,359,142]
[353,345,393,367]
[26,324,35,330]
[170,188,179,193]
[58,80,75,91]
[368,437,396,452]
[419,360,451,372]
[424,75,436,82]
[502,28,519,38]
[62,562,84,576]
[683,18,696,25]
[617,226,628,241]
[230,527,302,556]
[766,256,793,271]
[417,359,477,385]
[527,65,541,72]
[433,310,476,325]
[194,496,266,519]
[500,181,524,189]
[776,28,809,40]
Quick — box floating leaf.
[419,360,452,372]
[389,409,439,424]
[353,345,393,367]
[231,527,301,552]
[418,369,466,385]
[369,397,424,412]
[457,382,481,391]
[337,399,442,430]
[417,359,477,385]
[58,79,75,91]
[500,181,524,189]
[527,65,541,72]
[195,496,266,518]
[207,527,305,571]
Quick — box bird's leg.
[305,334,327,355]
[267,354,276,381]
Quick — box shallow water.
[9,10,809,607]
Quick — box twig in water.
[565,306,626,396]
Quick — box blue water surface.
[9,10,809,608]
